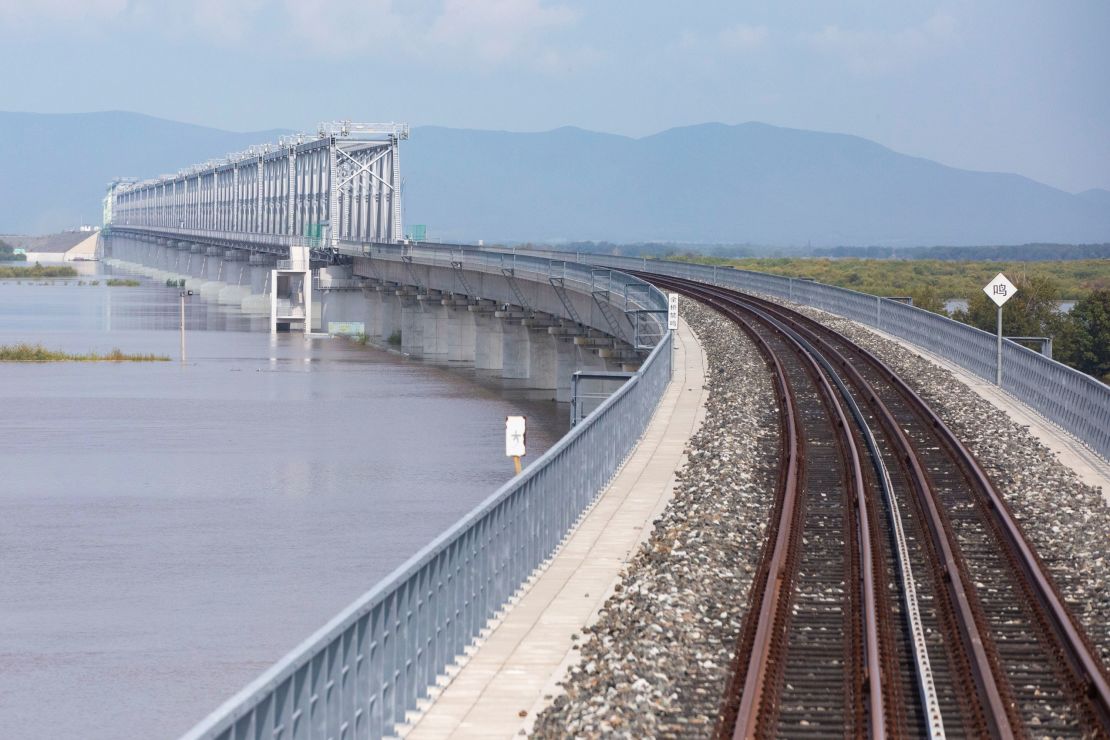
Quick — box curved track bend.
[638,273,1110,739]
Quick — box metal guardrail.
[339,241,667,343]
[182,266,671,740]
[524,251,1110,461]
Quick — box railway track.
[637,273,1110,739]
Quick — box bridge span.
[98,125,1110,738]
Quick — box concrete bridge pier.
[526,328,559,398]
[554,339,578,403]
[374,289,402,343]
[472,307,503,374]
[358,288,384,337]
[219,253,252,305]
[318,276,384,336]
[499,318,531,387]
[399,293,424,357]
[171,246,190,277]
[242,259,275,314]
[200,251,227,301]
[184,248,208,292]
[419,293,451,364]
[363,288,389,340]
[445,298,477,365]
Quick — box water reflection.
[0,265,564,739]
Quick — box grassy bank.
[674,256,1110,301]
[106,278,141,287]
[0,343,170,362]
[0,264,79,278]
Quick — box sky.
[1,1,1108,193]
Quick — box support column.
[184,247,206,292]
[447,302,476,365]
[200,253,227,300]
[526,329,559,399]
[500,321,530,383]
[554,338,578,403]
[376,290,401,343]
[420,295,450,363]
[472,308,503,373]
[399,294,424,357]
[218,252,251,305]
[360,287,384,338]
[242,257,275,314]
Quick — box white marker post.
[983,273,1017,386]
[506,415,527,475]
[179,289,193,363]
[668,292,679,331]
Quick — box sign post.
[983,273,1017,386]
[179,289,193,363]
[505,415,526,475]
[668,292,679,332]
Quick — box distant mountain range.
[1,111,1108,246]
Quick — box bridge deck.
[399,318,708,739]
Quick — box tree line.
[0,239,27,261]
[946,277,1110,383]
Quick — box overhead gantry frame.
[108,121,409,246]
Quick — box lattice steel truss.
[109,121,409,245]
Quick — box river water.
[0,266,563,739]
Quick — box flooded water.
[0,265,563,739]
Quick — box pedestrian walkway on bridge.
[400,317,708,739]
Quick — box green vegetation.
[352,332,371,345]
[561,240,1110,263]
[1055,291,1110,382]
[0,343,170,362]
[0,263,79,278]
[387,329,402,346]
[672,256,1109,302]
[165,278,186,287]
[106,278,141,287]
[952,279,1110,383]
[678,254,1110,384]
[0,239,27,262]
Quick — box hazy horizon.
[1,2,1107,193]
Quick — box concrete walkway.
[875,328,1110,500]
[400,318,708,739]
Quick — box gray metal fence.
[525,251,1109,461]
[182,276,671,740]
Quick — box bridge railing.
[513,250,1110,461]
[340,240,668,342]
[182,270,672,740]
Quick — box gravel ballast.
[534,289,1110,738]
[770,298,1110,667]
[531,300,779,739]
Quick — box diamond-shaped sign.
[983,273,1017,307]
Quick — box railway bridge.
[100,122,1110,738]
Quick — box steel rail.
[653,276,1009,737]
[712,298,801,738]
[732,289,1110,730]
[742,300,947,740]
[672,276,1110,735]
[730,302,883,739]
[670,287,884,737]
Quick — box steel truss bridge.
[109,121,409,248]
